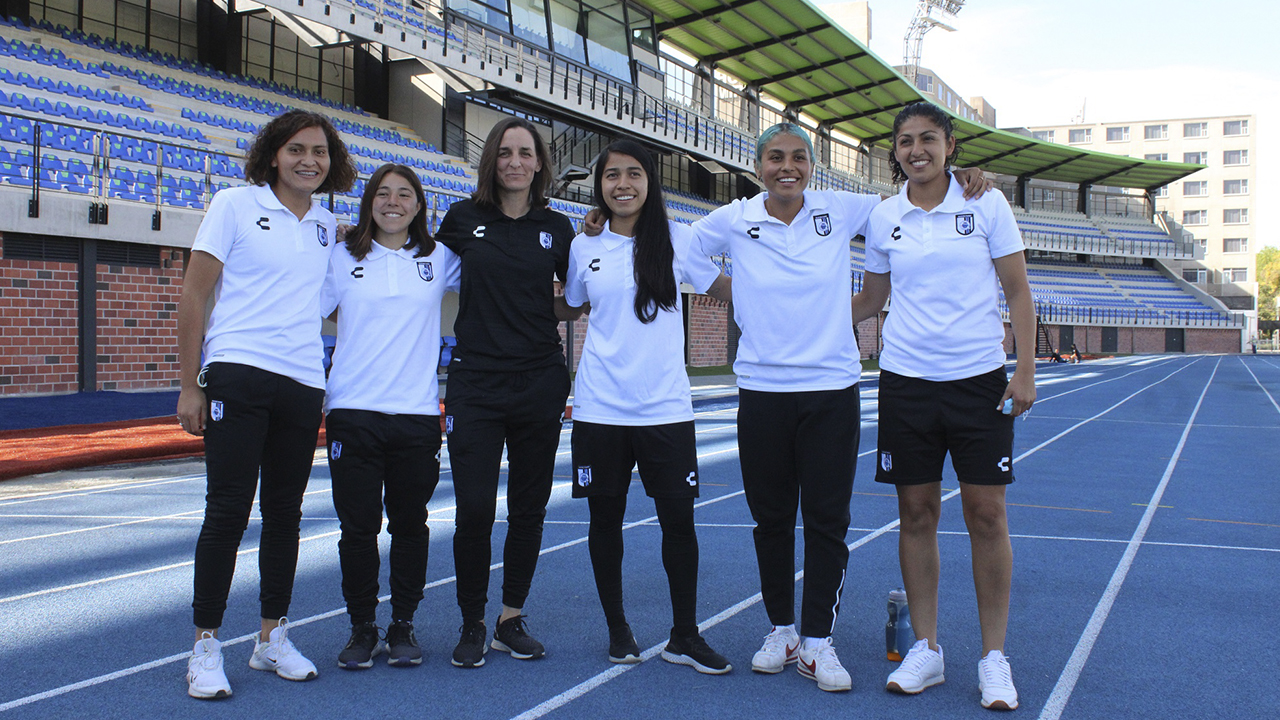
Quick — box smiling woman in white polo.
[321,163,460,671]
[176,109,356,700]
[854,101,1035,711]
[559,139,732,674]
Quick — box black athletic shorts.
[874,367,1015,486]
[570,420,699,499]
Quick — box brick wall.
[0,237,80,395]
[1186,328,1242,353]
[688,294,728,367]
[95,250,184,391]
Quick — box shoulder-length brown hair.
[243,109,357,193]
[344,164,434,260]
[471,116,553,211]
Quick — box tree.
[1258,245,1280,323]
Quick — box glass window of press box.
[451,0,655,83]
[29,0,199,61]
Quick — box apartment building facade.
[1025,115,1258,313]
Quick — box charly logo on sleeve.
[417,260,434,281]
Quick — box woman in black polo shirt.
[434,116,576,668]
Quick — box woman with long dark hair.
[177,108,355,699]
[433,116,577,668]
[558,139,732,673]
[321,164,460,670]
[854,102,1033,710]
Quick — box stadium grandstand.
[0,0,1247,397]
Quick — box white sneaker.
[795,637,852,692]
[249,618,318,681]
[978,650,1019,710]
[187,632,232,699]
[750,625,800,673]
[886,639,945,694]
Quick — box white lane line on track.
[1037,357,1220,720]
[1239,356,1280,416]
[514,357,1212,720]
[1034,356,1181,406]
[0,403,745,508]
[0,488,747,713]
[0,475,206,507]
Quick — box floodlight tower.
[902,0,966,86]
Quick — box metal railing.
[1020,230,1195,259]
[1024,301,1244,329]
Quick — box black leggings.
[587,494,699,635]
[192,363,324,629]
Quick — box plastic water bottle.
[886,588,914,661]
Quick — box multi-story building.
[1025,116,1258,315]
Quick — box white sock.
[800,636,827,651]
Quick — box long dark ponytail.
[592,140,676,324]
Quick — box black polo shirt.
[438,198,574,372]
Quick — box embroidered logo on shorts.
[686,471,697,487]
[880,451,892,472]
[331,441,342,460]
[317,224,329,247]
[813,213,832,237]
[445,415,454,434]
[998,456,1010,472]
[539,231,553,250]
[417,260,434,281]
[956,213,975,236]
[209,400,223,422]
[577,466,592,487]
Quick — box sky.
[814,0,1277,246]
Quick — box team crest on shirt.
[210,400,224,422]
[331,441,342,460]
[813,213,832,237]
[956,214,975,236]
[539,231,553,250]
[317,225,330,247]
[417,261,434,281]
[577,466,593,487]
[880,451,892,472]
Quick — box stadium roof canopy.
[639,0,1201,190]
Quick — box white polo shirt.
[194,183,337,389]
[865,175,1024,381]
[320,240,461,415]
[564,221,721,425]
[695,189,879,392]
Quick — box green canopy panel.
[641,0,1201,190]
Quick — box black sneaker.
[660,630,731,675]
[385,620,422,667]
[451,620,487,668]
[337,622,385,670]
[491,615,545,659]
[608,623,641,664]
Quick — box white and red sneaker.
[750,625,800,673]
